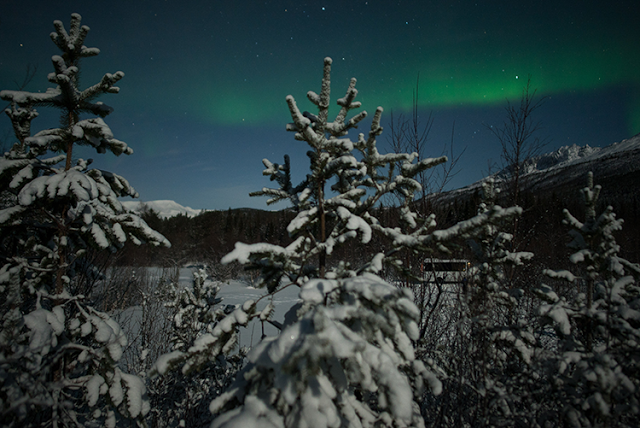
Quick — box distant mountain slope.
[526,144,601,172]
[521,133,640,195]
[443,133,640,202]
[122,200,202,219]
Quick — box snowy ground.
[216,278,300,349]
[115,267,301,353]
[176,266,302,348]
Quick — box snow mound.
[122,200,202,219]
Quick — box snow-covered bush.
[414,178,537,427]
[457,179,535,425]
[148,269,243,428]
[537,172,640,427]
[209,274,439,428]
[0,14,168,427]
[114,267,177,375]
[163,269,223,350]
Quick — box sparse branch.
[488,75,548,208]
[12,64,39,93]
[385,74,464,212]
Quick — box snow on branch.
[543,268,577,283]
[152,299,257,377]
[0,88,61,107]
[222,241,293,265]
[285,95,316,144]
[81,71,124,100]
[18,168,99,206]
[50,13,99,60]
[401,155,448,179]
[72,118,133,155]
[209,275,440,427]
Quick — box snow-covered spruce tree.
[147,269,244,428]
[153,57,454,428]
[536,172,640,427]
[404,177,537,427]
[441,178,536,427]
[0,14,169,427]
[165,269,223,350]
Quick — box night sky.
[1,1,639,210]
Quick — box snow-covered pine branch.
[209,275,440,428]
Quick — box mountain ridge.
[443,133,640,200]
[122,199,202,219]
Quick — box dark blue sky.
[1,1,638,210]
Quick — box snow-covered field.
[216,278,300,348]
[116,267,301,352]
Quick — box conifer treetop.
[0,13,129,157]
[50,13,100,61]
[285,57,368,144]
[240,57,450,288]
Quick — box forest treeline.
[120,176,640,278]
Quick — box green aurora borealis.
[194,7,640,135]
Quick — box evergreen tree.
[412,178,537,427]
[451,178,535,426]
[148,269,243,428]
[537,172,640,427]
[0,14,169,427]
[155,57,450,428]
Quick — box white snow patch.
[122,199,202,219]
